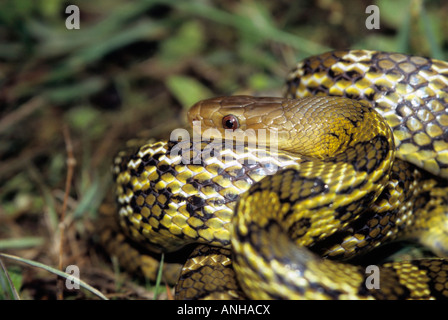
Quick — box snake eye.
[222,114,239,130]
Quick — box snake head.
[187,95,393,159]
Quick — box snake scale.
[110,50,448,299]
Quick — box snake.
[111,50,448,299]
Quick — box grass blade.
[0,237,45,250]
[0,258,21,300]
[153,252,164,300]
[0,253,108,300]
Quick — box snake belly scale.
[112,50,448,299]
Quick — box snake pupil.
[222,115,239,130]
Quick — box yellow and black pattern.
[175,245,244,300]
[112,50,448,299]
[286,50,448,178]
[114,139,303,252]
[232,220,448,299]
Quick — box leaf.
[376,0,410,28]
[166,75,213,109]
[0,237,45,250]
[159,20,205,64]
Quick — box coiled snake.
[110,50,448,299]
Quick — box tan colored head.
[187,95,390,159]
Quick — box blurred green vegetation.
[0,0,447,299]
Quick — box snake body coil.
[113,50,448,299]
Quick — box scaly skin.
[111,50,448,299]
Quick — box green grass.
[0,253,108,300]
